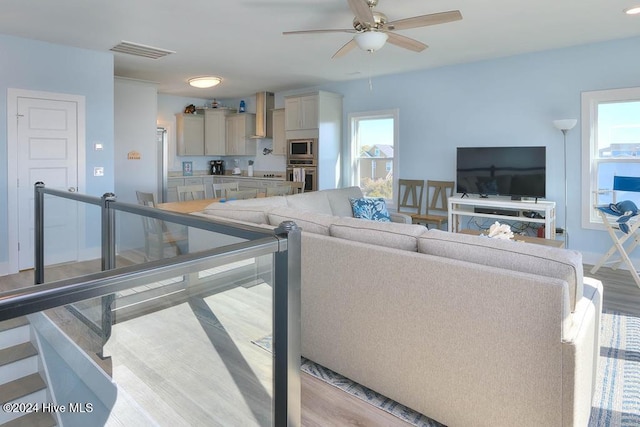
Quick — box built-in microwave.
[287,138,317,164]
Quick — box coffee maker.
[210,160,225,175]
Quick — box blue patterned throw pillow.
[349,197,391,222]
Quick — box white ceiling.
[2,0,639,99]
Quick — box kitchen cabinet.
[204,109,231,155]
[226,113,256,155]
[284,91,343,190]
[284,94,318,131]
[272,108,286,156]
[176,113,204,155]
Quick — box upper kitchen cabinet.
[176,113,204,155]
[285,94,318,131]
[226,113,256,155]
[272,108,286,156]
[204,108,231,155]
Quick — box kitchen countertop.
[168,173,285,181]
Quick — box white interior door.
[17,97,79,270]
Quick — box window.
[348,110,399,204]
[581,87,640,229]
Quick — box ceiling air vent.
[110,41,175,59]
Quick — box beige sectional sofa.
[198,186,603,427]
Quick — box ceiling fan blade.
[385,32,428,52]
[347,0,374,26]
[332,39,357,59]
[283,29,356,35]
[387,10,462,31]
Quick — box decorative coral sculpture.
[486,221,514,240]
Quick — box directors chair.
[590,176,640,288]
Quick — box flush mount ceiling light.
[188,76,222,88]
[624,6,640,14]
[354,31,388,52]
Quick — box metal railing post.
[34,182,45,285]
[101,192,117,271]
[273,220,301,427]
[100,192,117,356]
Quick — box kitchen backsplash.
[171,139,286,173]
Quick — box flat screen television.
[456,146,546,200]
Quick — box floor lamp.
[553,119,578,248]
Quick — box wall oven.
[287,167,317,192]
[287,138,317,164]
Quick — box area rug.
[252,311,640,427]
[589,311,640,426]
[251,335,443,426]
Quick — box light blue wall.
[299,36,640,263]
[0,34,114,269]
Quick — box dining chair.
[590,175,640,288]
[266,185,293,197]
[289,181,305,194]
[135,191,188,260]
[176,184,206,201]
[212,182,239,198]
[413,180,455,229]
[397,179,425,223]
[226,188,259,200]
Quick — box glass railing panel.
[42,197,103,282]
[113,209,250,267]
[4,250,276,427]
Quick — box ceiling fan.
[282,0,462,58]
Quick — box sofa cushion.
[329,217,426,251]
[418,229,584,311]
[349,197,391,222]
[268,207,336,235]
[326,186,364,216]
[224,195,288,208]
[202,203,271,224]
[285,191,333,215]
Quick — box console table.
[448,196,557,239]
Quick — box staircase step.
[0,318,30,351]
[0,373,46,405]
[0,343,38,384]
[0,317,29,333]
[0,342,37,368]
[3,410,57,427]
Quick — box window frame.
[348,109,399,207]
[581,86,640,230]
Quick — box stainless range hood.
[251,91,275,138]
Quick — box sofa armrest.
[389,212,412,224]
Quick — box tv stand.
[448,196,556,239]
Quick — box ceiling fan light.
[354,31,388,52]
[188,76,222,88]
[624,6,640,14]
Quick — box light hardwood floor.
[1,262,639,426]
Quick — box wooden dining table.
[156,198,221,214]
[157,193,267,214]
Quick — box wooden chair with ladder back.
[289,181,305,194]
[176,184,206,201]
[413,180,455,229]
[135,191,188,261]
[212,182,239,198]
[397,179,425,224]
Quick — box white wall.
[114,78,159,203]
[307,35,640,264]
[0,34,114,273]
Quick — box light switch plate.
[94,167,104,177]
